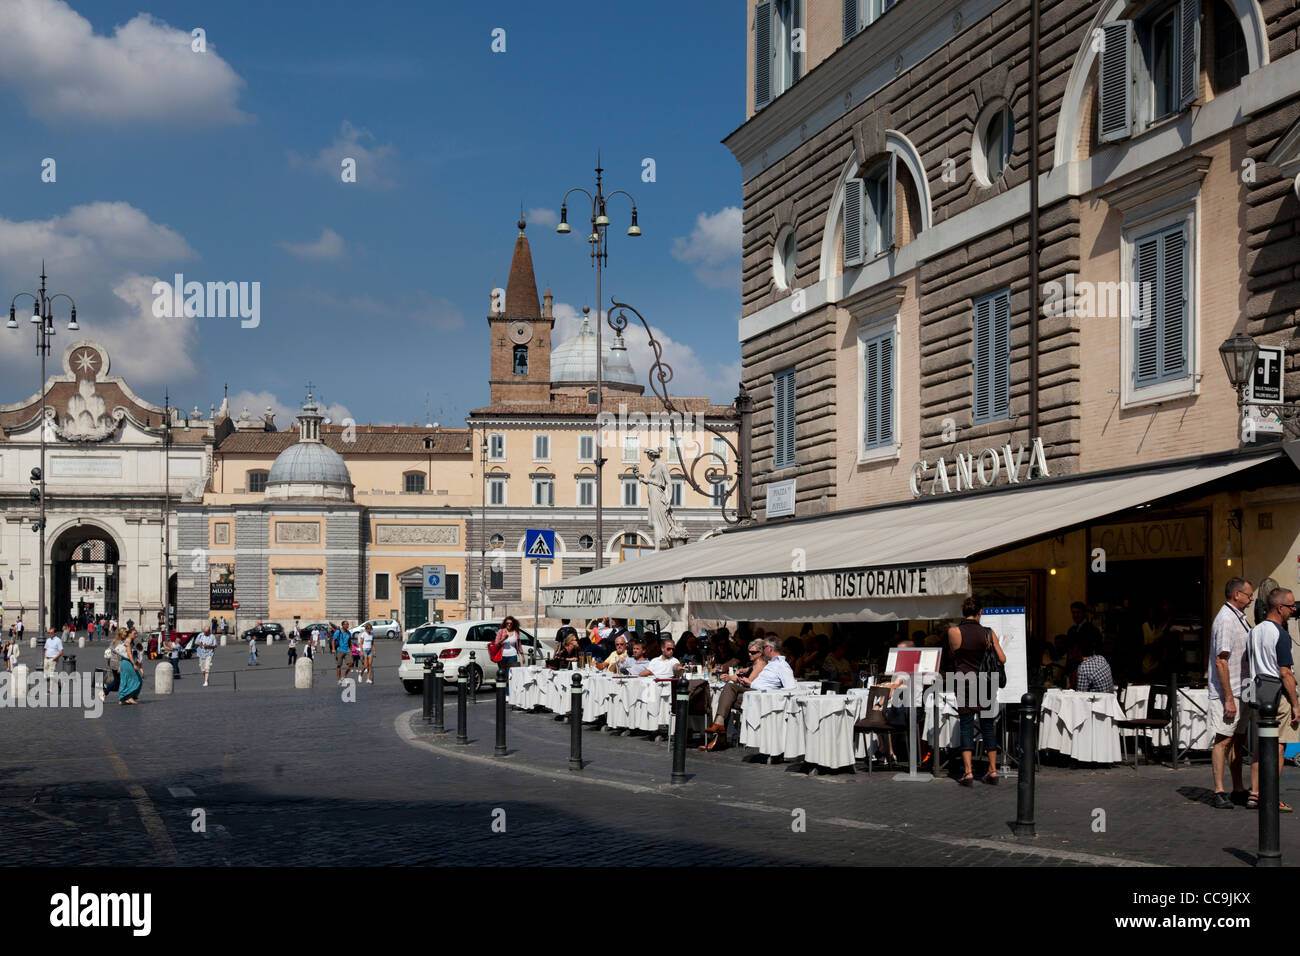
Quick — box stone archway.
[49,524,120,630]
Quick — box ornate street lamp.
[556,158,641,568]
[609,299,753,525]
[1219,333,1300,439]
[7,264,80,642]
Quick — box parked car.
[351,618,401,640]
[240,623,286,642]
[296,622,332,642]
[398,620,553,695]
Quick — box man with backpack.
[335,621,354,685]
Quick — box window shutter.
[973,295,992,422]
[1098,21,1133,143]
[1133,234,1160,385]
[1161,227,1188,380]
[774,369,796,468]
[755,2,773,110]
[992,290,1011,419]
[843,0,859,41]
[1178,0,1201,109]
[864,339,879,446]
[884,154,897,251]
[878,334,893,444]
[843,178,864,267]
[792,0,803,82]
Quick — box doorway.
[50,527,120,630]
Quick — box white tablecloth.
[1121,685,1212,751]
[1039,689,1124,763]
[739,686,820,757]
[795,695,858,769]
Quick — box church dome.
[264,395,353,500]
[551,317,638,386]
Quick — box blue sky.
[0,0,744,427]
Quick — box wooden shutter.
[773,369,795,468]
[973,296,992,422]
[1178,0,1201,109]
[843,0,859,41]
[878,333,893,444]
[1098,21,1133,143]
[864,338,880,446]
[992,290,1011,419]
[755,2,773,110]
[843,178,864,267]
[1133,234,1161,385]
[792,0,803,82]
[1161,227,1188,379]
[883,155,896,251]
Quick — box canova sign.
[909,438,1050,498]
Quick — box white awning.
[543,453,1281,623]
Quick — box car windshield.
[407,626,458,644]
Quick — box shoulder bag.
[979,626,1006,690]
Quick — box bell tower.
[488,218,554,404]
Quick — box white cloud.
[0,202,201,388]
[288,120,398,188]
[526,207,558,228]
[551,302,736,405]
[280,228,345,260]
[225,389,353,432]
[671,206,742,290]
[0,0,247,125]
[311,288,464,333]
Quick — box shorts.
[1209,694,1247,738]
[362,646,373,658]
[1281,695,1300,745]
[199,656,214,673]
[43,658,57,677]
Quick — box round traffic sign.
[233,600,240,608]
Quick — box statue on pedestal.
[633,447,689,550]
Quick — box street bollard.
[294,656,313,689]
[1257,695,1282,867]
[1013,692,1038,837]
[671,678,689,784]
[154,661,173,696]
[495,678,508,756]
[432,660,446,734]
[569,673,584,770]
[469,651,478,704]
[422,660,434,723]
[456,666,469,745]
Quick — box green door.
[404,586,427,629]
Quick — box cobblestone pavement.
[2,644,1296,867]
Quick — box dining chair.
[1114,684,1171,768]
[853,685,909,773]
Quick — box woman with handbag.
[947,595,1006,785]
[492,616,524,677]
[101,632,123,701]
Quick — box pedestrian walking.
[360,623,374,683]
[1208,577,1253,809]
[335,621,354,685]
[114,628,142,705]
[1247,587,1299,811]
[194,626,217,687]
[101,629,123,700]
[288,633,298,667]
[167,632,183,680]
[6,636,18,672]
[247,633,260,666]
[43,627,64,693]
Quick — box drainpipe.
[1028,0,1041,440]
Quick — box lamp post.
[1219,333,1300,439]
[7,265,80,643]
[556,159,641,568]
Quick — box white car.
[398,620,553,695]
[352,618,401,640]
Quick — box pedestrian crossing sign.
[524,528,555,562]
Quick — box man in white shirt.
[751,637,798,691]
[1208,577,1253,809]
[643,638,684,680]
[619,640,653,677]
[44,628,64,687]
[1248,587,1299,811]
[195,626,218,687]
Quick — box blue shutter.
[972,295,992,423]
[1161,226,1188,380]
[755,2,773,110]
[878,333,893,444]
[1133,234,1161,386]
[843,0,859,41]
[774,369,796,469]
[843,179,864,267]
[863,331,893,449]
[1178,0,1201,109]
[992,290,1011,419]
[1098,21,1133,142]
[864,338,879,447]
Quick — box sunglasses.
[749,650,761,655]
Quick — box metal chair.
[1115,684,1171,767]
[853,685,909,773]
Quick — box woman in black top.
[947,595,1006,786]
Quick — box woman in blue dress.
[115,627,143,705]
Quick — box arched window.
[513,345,528,375]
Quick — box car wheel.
[403,681,422,694]
[467,664,483,695]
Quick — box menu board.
[981,606,1028,704]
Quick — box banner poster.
[981,606,1028,704]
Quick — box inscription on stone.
[213,523,230,545]
[275,522,321,543]
[375,524,460,545]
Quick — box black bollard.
[494,677,508,756]
[569,673,583,770]
[671,678,689,784]
[432,660,445,734]
[455,666,469,745]
[1013,692,1038,837]
[422,659,434,723]
[1257,694,1282,867]
[469,651,478,704]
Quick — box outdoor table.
[1039,689,1124,763]
[740,686,817,758]
[921,691,961,751]
[1121,685,1212,751]
[508,665,549,710]
[795,694,858,769]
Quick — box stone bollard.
[294,656,313,689]
[78,636,86,648]
[220,635,227,647]
[29,637,36,649]
[155,661,174,695]
[12,663,29,690]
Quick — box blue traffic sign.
[524,528,556,562]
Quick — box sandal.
[1281,801,1294,813]
[1247,792,1259,809]
[959,773,975,786]
[982,772,999,785]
